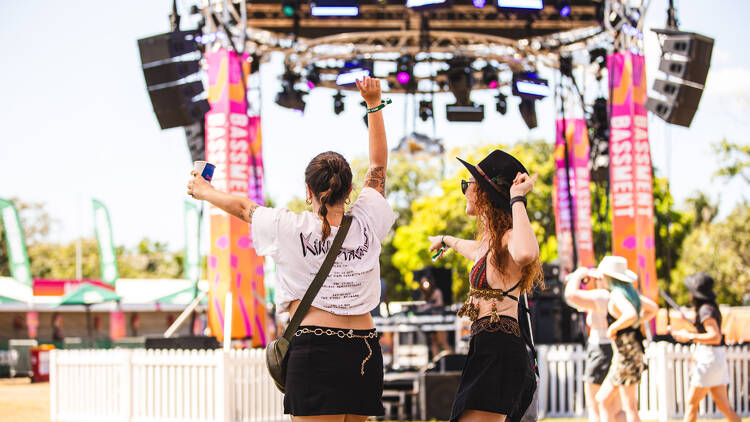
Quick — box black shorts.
[450,316,536,422]
[283,325,385,417]
[583,342,613,385]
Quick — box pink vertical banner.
[109,311,126,340]
[205,49,267,346]
[554,118,595,271]
[553,123,574,273]
[631,53,658,304]
[608,53,639,277]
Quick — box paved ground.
[1,378,748,422]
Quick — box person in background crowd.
[594,256,658,422]
[188,76,394,422]
[564,266,624,422]
[428,150,542,422]
[670,273,740,422]
[417,276,453,357]
[52,313,64,342]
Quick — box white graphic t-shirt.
[251,187,395,316]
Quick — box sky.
[1,1,749,252]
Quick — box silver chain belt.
[295,327,377,375]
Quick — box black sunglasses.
[461,180,475,195]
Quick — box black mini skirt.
[450,316,536,422]
[283,325,385,417]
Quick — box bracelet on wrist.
[366,98,392,114]
[509,196,527,208]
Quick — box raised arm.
[356,77,387,197]
[187,171,260,223]
[563,267,601,311]
[507,172,540,266]
[428,235,483,262]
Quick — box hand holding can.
[188,161,215,199]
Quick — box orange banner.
[608,52,658,303]
[205,49,267,345]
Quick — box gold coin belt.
[295,327,377,375]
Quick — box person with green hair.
[593,256,658,422]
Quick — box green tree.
[712,139,750,184]
[392,139,555,302]
[672,202,750,305]
[28,238,100,279]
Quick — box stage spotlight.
[419,100,434,121]
[310,1,359,17]
[556,0,571,17]
[306,65,321,89]
[276,68,306,111]
[472,0,486,8]
[396,55,416,91]
[482,64,499,89]
[333,91,345,115]
[512,72,550,99]
[497,0,543,11]
[282,0,298,17]
[495,93,507,115]
[519,98,537,129]
[407,0,450,10]
[447,57,475,106]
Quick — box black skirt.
[583,342,613,385]
[450,316,536,422]
[283,325,385,417]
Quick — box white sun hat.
[596,256,637,283]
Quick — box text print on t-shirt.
[299,226,370,261]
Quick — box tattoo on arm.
[247,203,260,223]
[364,166,386,197]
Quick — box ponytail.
[305,152,352,241]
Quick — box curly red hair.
[474,186,543,294]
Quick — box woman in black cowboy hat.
[428,150,543,422]
[670,273,740,422]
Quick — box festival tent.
[56,283,121,346]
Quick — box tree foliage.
[712,139,750,184]
[391,139,556,302]
[670,202,750,306]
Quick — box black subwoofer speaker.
[145,336,220,350]
[419,372,462,420]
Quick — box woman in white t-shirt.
[188,77,395,421]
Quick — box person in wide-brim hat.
[427,149,543,422]
[670,273,739,422]
[456,149,529,215]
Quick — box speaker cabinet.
[145,336,220,350]
[419,372,462,421]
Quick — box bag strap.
[282,215,353,343]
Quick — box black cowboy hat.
[683,272,717,301]
[457,150,528,214]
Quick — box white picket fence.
[537,342,750,420]
[50,342,750,422]
[50,348,285,422]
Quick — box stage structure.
[182,0,660,337]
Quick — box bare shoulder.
[364,166,386,197]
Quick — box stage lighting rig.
[419,100,434,121]
[310,1,360,17]
[518,98,537,129]
[276,67,307,111]
[306,64,321,89]
[556,0,571,17]
[497,0,543,11]
[472,0,486,8]
[512,72,550,99]
[482,64,499,89]
[407,0,450,10]
[333,91,345,115]
[446,57,483,122]
[396,55,417,92]
[495,93,508,115]
[282,0,299,17]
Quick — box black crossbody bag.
[265,215,353,393]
